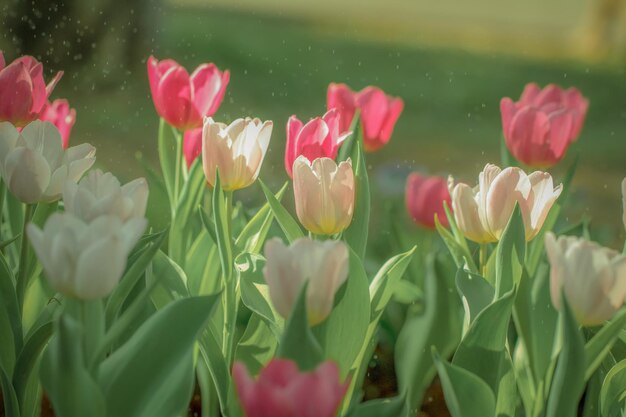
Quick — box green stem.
[173,127,183,204]
[479,243,487,276]
[16,204,34,311]
[222,191,238,366]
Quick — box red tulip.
[183,127,202,168]
[327,83,403,152]
[500,83,588,168]
[233,359,349,417]
[147,56,229,130]
[39,99,76,148]
[284,109,350,177]
[0,52,63,127]
[405,173,451,229]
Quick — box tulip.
[500,83,589,167]
[0,121,95,204]
[0,53,63,127]
[449,164,562,243]
[39,99,76,148]
[233,359,349,417]
[293,156,355,235]
[27,213,147,299]
[284,109,350,178]
[545,232,626,326]
[327,83,403,152]
[63,170,149,223]
[183,127,202,168]
[147,56,230,130]
[202,117,272,191]
[263,237,349,325]
[405,173,451,229]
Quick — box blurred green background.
[2,0,625,245]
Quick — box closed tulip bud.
[263,237,349,326]
[233,359,349,417]
[450,164,562,243]
[500,83,588,167]
[284,109,350,178]
[27,213,147,300]
[0,53,63,127]
[293,156,354,235]
[202,117,272,191]
[39,99,76,148]
[405,173,451,229]
[0,121,95,204]
[63,170,149,223]
[147,56,230,130]
[327,83,403,152]
[545,232,626,326]
[183,127,202,168]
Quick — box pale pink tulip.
[233,359,349,417]
[183,127,202,168]
[405,173,451,229]
[39,99,76,148]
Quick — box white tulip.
[0,121,95,203]
[263,237,349,325]
[545,232,626,326]
[63,169,149,222]
[27,213,146,299]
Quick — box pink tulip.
[405,173,451,229]
[39,99,76,148]
[0,52,63,127]
[233,359,349,417]
[327,83,403,152]
[500,83,588,168]
[183,127,202,168]
[284,109,350,178]
[147,56,229,130]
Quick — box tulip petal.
[0,62,34,125]
[4,147,51,203]
[263,238,305,320]
[485,167,530,239]
[157,65,196,129]
[74,234,127,299]
[327,83,356,133]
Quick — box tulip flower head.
[500,83,588,168]
[202,117,272,191]
[27,213,147,300]
[183,127,202,169]
[327,83,403,152]
[0,52,63,127]
[147,56,230,130]
[545,232,626,326]
[39,99,76,148]
[449,164,562,243]
[63,170,149,223]
[233,359,349,417]
[405,173,451,229]
[284,109,351,178]
[0,121,95,204]
[293,156,355,235]
[263,237,349,326]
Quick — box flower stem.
[16,203,34,312]
[222,190,238,366]
[173,127,183,204]
[479,243,487,276]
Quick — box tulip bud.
[39,99,76,148]
[183,127,202,168]
[63,170,149,223]
[293,156,355,235]
[0,53,63,127]
[233,359,349,417]
[284,109,350,178]
[545,232,626,326]
[500,83,588,167]
[449,163,562,243]
[405,173,451,229]
[0,121,95,204]
[147,56,229,130]
[27,213,147,300]
[263,237,349,325]
[202,117,272,191]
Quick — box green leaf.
[345,394,408,417]
[148,251,190,309]
[198,326,231,417]
[234,315,278,377]
[1,367,21,417]
[342,133,370,259]
[0,234,19,251]
[455,269,494,327]
[258,179,304,243]
[585,308,626,381]
[276,284,323,371]
[392,279,424,305]
[500,132,517,168]
[433,347,497,417]
[212,171,233,281]
[157,117,178,206]
[0,252,21,360]
[546,295,586,417]
[186,233,222,296]
[600,359,626,417]
[338,110,361,162]
[495,205,525,298]
[98,295,219,417]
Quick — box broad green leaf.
[157,118,178,206]
[0,252,21,359]
[370,247,417,323]
[234,315,278,376]
[0,311,15,378]
[495,205,525,298]
[392,279,424,305]
[342,134,370,259]
[345,394,408,417]
[258,179,304,243]
[148,251,189,309]
[495,352,517,417]
[455,269,494,329]
[212,171,233,282]
[338,110,361,162]
[585,308,626,381]
[600,359,626,417]
[546,296,585,417]
[99,295,218,417]
[433,348,497,417]
[1,367,21,417]
[0,234,19,251]
[186,233,222,296]
[198,326,231,417]
[435,214,466,269]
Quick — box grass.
[52,4,626,244]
